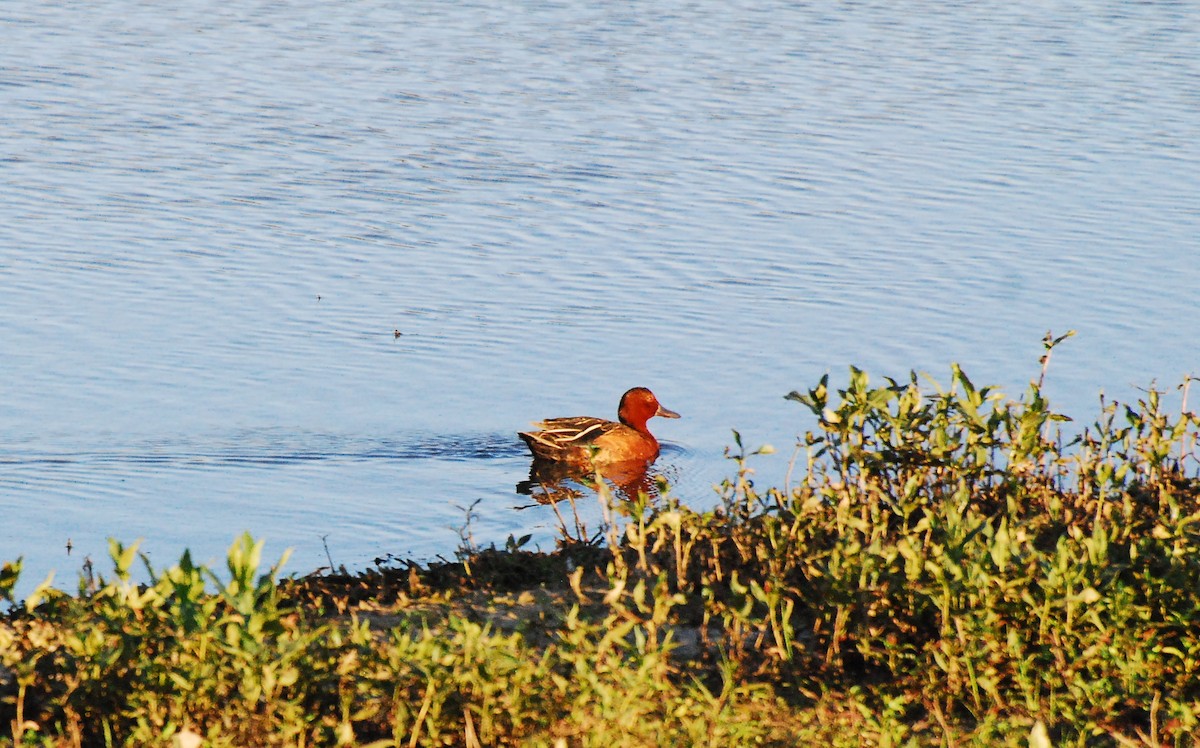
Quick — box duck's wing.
[521,417,621,450]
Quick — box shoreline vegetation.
[4,347,1200,746]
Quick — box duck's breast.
[592,425,659,463]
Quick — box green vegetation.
[4,342,1200,746]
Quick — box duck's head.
[618,387,680,431]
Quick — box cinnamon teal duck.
[518,387,680,466]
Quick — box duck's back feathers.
[518,417,624,462]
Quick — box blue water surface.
[2,0,1197,597]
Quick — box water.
[2,0,1198,597]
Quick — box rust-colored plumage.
[518,387,680,466]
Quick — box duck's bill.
[656,405,681,419]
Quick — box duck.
[518,387,680,466]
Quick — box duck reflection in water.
[516,387,680,504]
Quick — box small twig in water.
[1180,375,1197,467]
[452,499,483,558]
[1037,329,1076,389]
[321,534,335,573]
[783,442,803,498]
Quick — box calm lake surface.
[3,1,1198,596]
